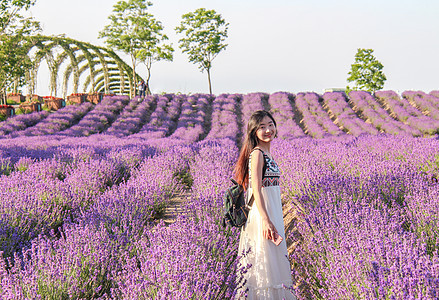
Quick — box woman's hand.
[262,218,278,240]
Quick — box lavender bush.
[206,94,242,142]
[240,93,267,136]
[275,135,439,299]
[133,94,183,142]
[0,111,49,137]
[268,92,305,138]
[403,90,439,120]
[295,92,343,138]
[13,103,93,137]
[322,92,378,136]
[429,91,439,100]
[375,90,439,135]
[168,94,212,143]
[106,95,157,137]
[61,96,129,137]
[348,90,420,136]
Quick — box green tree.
[99,0,153,97]
[175,8,229,95]
[0,0,40,105]
[346,48,386,93]
[135,15,173,95]
[0,0,34,32]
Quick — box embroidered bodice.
[249,149,281,187]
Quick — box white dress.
[237,150,296,299]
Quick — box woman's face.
[255,116,276,144]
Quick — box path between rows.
[282,196,310,297]
[161,189,191,225]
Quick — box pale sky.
[28,0,439,95]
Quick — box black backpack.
[222,150,268,228]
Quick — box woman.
[234,110,296,299]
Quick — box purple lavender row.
[115,139,246,299]
[240,93,267,136]
[133,94,183,139]
[375,90,439,135]
[403,90,439,120]
[295,92,343,138]
[0,111,49,137]
[322,92,378,136]
[205,94,242,142]
[105,95,157,137]
[348,91,420,136]
[427,92,439,108]
[267,92,305,138]
[60,96,130,137]
[430,90,439,99]
[295,93,327,138]
[0,140,239,298]
[429,92,439,110]
[0,134,157,168]
[168,94,212,143]
[274,135,439,299]
[0,148,142,260]
[0,144,188,298]
[8,103,93,137]
[82,146,188,239]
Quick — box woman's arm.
[250,150,278,240]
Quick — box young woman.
[234,110,296,299]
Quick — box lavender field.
[1,91,439,299]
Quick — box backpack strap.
[248,148,268,207]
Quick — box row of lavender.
[2,120,439,298]
[2,133,439,298]
[0,132,246,298]
[275,135,439,299]
[2,90,439,141]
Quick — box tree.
[175,8,229,95]
[99,0,153,97]
[0,0,40,105]
[135,15,173,95]
[0,0,34,33]
[346,48,386,94]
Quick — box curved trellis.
[24,35,141,98]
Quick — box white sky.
[28,0,439,95]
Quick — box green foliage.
[175,8,229,94]
[0,0,40,104]
[346,48,386,94]
[42,104,51,112]
[134,12,174,95]
[15,107,25,115]
[419,154,439,183]
[173,168,193,189]
[0,0,35,30]
[6,99,19,105]
[99,0,154,97]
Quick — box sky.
[27,0,439,95]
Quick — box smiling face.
[255,115,277,144]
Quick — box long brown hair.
[233,110,277,189]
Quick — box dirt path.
[283,196,311,297]
[283,195,305,258]
[161,189,191,225]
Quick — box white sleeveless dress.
[236,149,296,299]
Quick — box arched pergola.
[24,35,141,98]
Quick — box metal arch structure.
[25,35,141,98]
